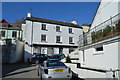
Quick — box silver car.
[38,60,72,80]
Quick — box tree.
[15,18,25,24]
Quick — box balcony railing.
[78,13,120,47]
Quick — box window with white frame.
[0,31,6,37]
[56,36,61,43]
[59,47,63,54]
[41,34,47,42]
[69,37,74,44]
[12,31,17,37]
[41,24,47,30]
[69,28,73,34]
[56,26,61,32]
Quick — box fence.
[78,13,120,47]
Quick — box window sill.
[56,31,61,32]
[42,29,48,31]
[69,33,74,34]
[93,51,104,55]
[56,42,62,44]
[69,42,74,44]
[41,41,47,43]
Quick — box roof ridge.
[26,17,82,29]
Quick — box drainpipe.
[31,21,33,54]
[18,29,20,40]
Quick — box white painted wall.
[24,44,33,63]
[65,63,107,78]
[54,48,59,54]
[32,21,82,46]
[91,0,120,29]
[22,19,82,62]
[63,48,69,56]
[25,20,33,45]
[75,0,120,78]
[15,40,24,62]
[22,24,26,40]
[118,41,120,79]
[81,42,119,70]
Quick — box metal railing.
[78,13,120,47]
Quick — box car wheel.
[27,59,30,64]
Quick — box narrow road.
[2,63,82,80]
[2,63,40,80]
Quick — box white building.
[22,13,83,62]
[68,0,120,79]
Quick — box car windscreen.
[47,62,66,67]
[35,54,47,58]
[49,55,59,59]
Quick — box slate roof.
[26,17,82,29]
[82,24,91,27]
[8,23,21,30]
[0,19,22,30]
[0,23,22,30]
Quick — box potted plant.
[103,25,112,38]
[91,31,96,43]
[115,20,120,35]
[96,30,103,42]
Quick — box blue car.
[47,54,65,61]
[28,54,48,64]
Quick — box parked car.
[47,54,65,61]
[27,54,48,64]
[38,60,72,80]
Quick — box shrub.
[66,55,72,63]
[91,31,96,40]
[116,20,120,31]
[103,25,112,36]
[96,30,103,38]
[91,30,103,41]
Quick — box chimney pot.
[27,13,31,17]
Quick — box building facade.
[0,19,24,63]
[0,19,22,45]
[68,0,120,79]
[22,13,83,62]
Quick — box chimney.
[27,13,31,17]
[71,20,77,25]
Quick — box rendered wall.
[81,42,119,70]
[32,21,82,46]
[118,41,120,79]
[91,0,119,29]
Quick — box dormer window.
[2,23,8,27]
